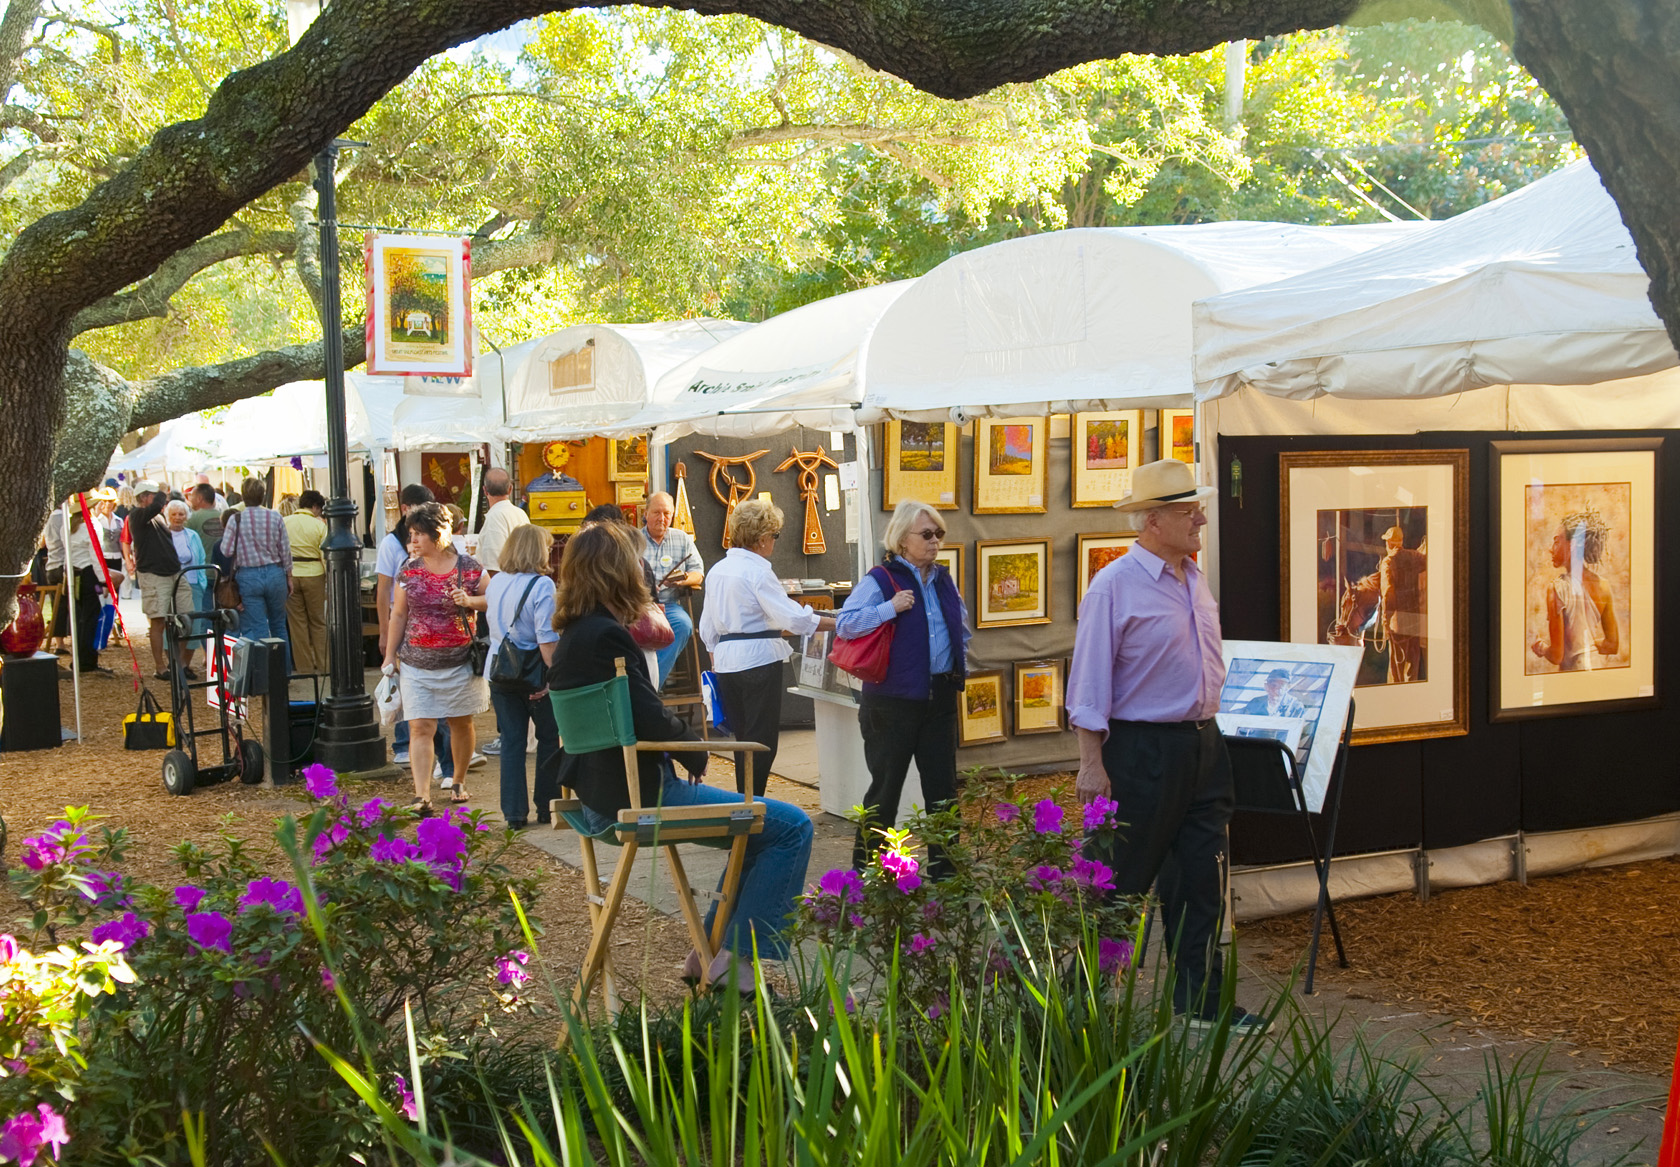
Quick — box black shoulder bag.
[456,556,489,676]
[488,576,547,694]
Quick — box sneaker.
[481,738,502,756]
[392,749,410,766]
[467,751,487,770]
[433,762,444,780]
[1185,1007,1272,1036]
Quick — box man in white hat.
[1067,457,1266,1033]
[127,480,179,679]
[1377,525,1425,683]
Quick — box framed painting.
[934,544,964,602]
[1158,408,1195,465]
[959,671,1008,745]
[1012,659,1065,735]
[1075,533,1137,610]
[973,416,1048,514]
[976,538,1051,628]
[1071,410,1144,507]
[364,233,472,377]
[1490,438,1660,721]
[615,481,646,505]
[1217,640,1361,813]
[882,420,959,510]
[608,435,649,482]
[1280,449,1469,745]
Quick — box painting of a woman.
[1531,507,1621,672]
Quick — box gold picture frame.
[1280,449,1470,745]
[614,481,646,505]
[972,416,1048,514]
[608,435,649,482]
[934,544,964,601]
[1071,411,1144,507]
[1490,438,1661,721]
[976,538,1051,629]
[1158,409,1196,465]
[1075,533,1138,610]
[882,420,959,510]
[959,670,1008,745]
[1012,659,1065,735]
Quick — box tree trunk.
[1510,0,1680,362]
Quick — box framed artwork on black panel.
[959,671,1008,745]
[976,538,1051,628]
[1490,438,1660,721]
[1070,411,1144,507]
[1075,533,1137,611]
[1012,659,1065,735]
[934,544,964,603]
[972,416,1047,513]
[1279,449,1469,745]
[882,420,959,510]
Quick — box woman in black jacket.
[548,522,814,991]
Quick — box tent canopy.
[500,319,750,442]
[860,223,1422,421]
[109,414,221,477]
[1193,160,1677,402]
[209,375,404,462]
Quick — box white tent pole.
[466,450,481,531]
[64,499,82,743]
[371,449,388,544]
[855,416,875,581]
[1198,398,1222,602]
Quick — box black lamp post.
[311,140,386,772]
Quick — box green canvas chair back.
[549,674,637,752]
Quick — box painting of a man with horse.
[1317,507,1428,687]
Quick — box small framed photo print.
[1490,438,1660,721]
[934,544,964,601]
[1158,408,1196,465]
[607,435,649,482]
[1071,411,1144,507]
[976,538,1052,628]
[883,420,959,510]
[615,480,646,505]
[959,671,1008,745]
[1075,533,1138,609]
[973,416,1048,514]
[1012,659,1065,735]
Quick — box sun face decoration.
[541,441,573,474]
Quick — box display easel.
[1225,700,1354,995]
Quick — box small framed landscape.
[959,671,1008,746]
[1071,410,1144,507]
[976,538,1051,629]
[1012,659,1065,735]
[607,435,649,482]
[883,420,959,510]
[973,416,1048,514]
[1158,409,1196,465]
[934,544,965,601]
[1490,438,1660,721]
[1075,533,1137,610]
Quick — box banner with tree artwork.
[365,234,473,377]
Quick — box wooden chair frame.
[551,658,769,1015]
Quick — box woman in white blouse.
[698,500,835,795]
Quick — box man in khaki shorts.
[129,480,184,679]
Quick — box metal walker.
[160,563,264,795]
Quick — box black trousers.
[851,682,960,874]
[716,661,784,796]
[66,566,101,671]
[1084,718,1235,1016]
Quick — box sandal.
[407,798,434,817]
[448,789,471,805]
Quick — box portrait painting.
[1492,439,1659,721]
[1075,533,1137,609]
[959,671,1007,745]
[365,233,472,376]
[976,539,1051,628]
[989,424,1035,475]
[1217,642,1362,813]
[1013,659,1065,735]
[1071,411,1144,507]
[882,420,959,510]
[1315,506,1428,688]
[609,435,649,481]
[973,417,1048,513]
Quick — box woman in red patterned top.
[381,502,489,812]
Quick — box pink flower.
[0,1103,70,1165]
[926,991,948,1020]
[1068,856,1117,894]
[1032,800,1063,835]
[1082,794,1119,832]
[370,835,420,864]
[81,871,128,907]
[320,967,336,991]
[17,823,75,872]
[356,797,390,828]
[172,885,206,912]
[921,900,942,923]
[1098,937,1134,975]
[239,877,304,917]
[816,868,865,904]
[88,911,149,950]
[0,935,16,964]
[494,950,531,987]
[1027,865,1062,890]
[879,849,921,894]
[185,911,233,953]
[847,913,866,928]
[392,1073,418,1122]
[908,932,936,956]
[311,821,350,861]
[994,802,1021,824]
[417,818,468,885]
[302,763,339,800]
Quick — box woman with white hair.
[164,498,208,676]
[835,498,970,875]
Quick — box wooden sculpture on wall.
[694,449,769,549]
[672,461,696,536]
[775,445,840,556]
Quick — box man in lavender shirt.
[1067,458,1266,1034]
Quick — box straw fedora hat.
[1113,458,1217,512]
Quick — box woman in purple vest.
[836,499,972,875]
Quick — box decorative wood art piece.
[973,417,1048,514]
[882,420,960,510]
[694,449,769,549]
[775,445,840,555]
[672,461,695,536]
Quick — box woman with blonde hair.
[548,521,814,991]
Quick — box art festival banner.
[365,233,473,379]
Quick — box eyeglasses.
[914,528,945,542]
[771,531,782,540]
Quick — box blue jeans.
[580,765,813,960]
[490,687,560,826]
[654,599,693,687]
[393,718,454,778]
[234,563,291,672]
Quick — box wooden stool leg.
[663,846,717,985]
[575,836,620,1015]
[573,839,637,1017]
[709,834,750,957]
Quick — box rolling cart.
[160,563,263,796]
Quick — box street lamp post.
[311,140,386,773]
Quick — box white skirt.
[399,661,489,721]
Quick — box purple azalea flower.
[0,935,16,964]
[879,849,921,894]
[848,912,866,929]
[392,1073,418,1121]
[1027,865,1062,890]
[926,991,948,1020]
[1032,800,1064,835]
[370,835,421,864]
[416,817,467,866]
[173,885,207,912]
[921,900,942,923]
[908,932,936,956]
[356,797,390,828]
[88,911,150,951]
[1082,794,1120,832]
[185,911,234,953]
[18,822,75,872]
[1069,856,1117,894]
[994,801,1021,824]
[311,821,351,862]
[1098,937,1134,975]
[494,950,531,987]
[81,871,128,907]
[320,967,337,991]
[0,1103,71,1166]
[239,877,304,917]
[302,763,339,800]
[816,868,864,904]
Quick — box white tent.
[208,375,404,463]
[499,320,751,443]
[108,414,222,478]
[860,223,1424,420]
[1193,159,1677,402]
